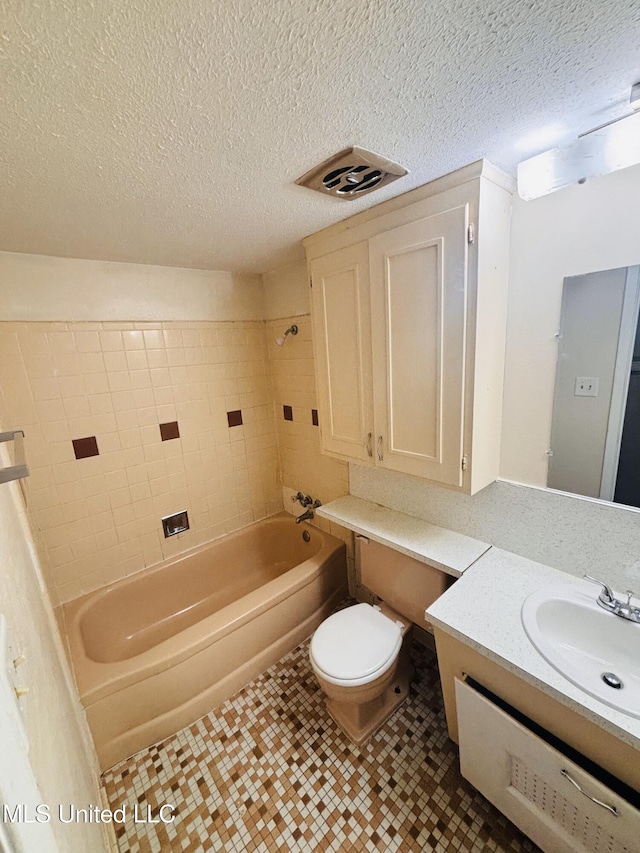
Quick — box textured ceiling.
[1,0,639,273]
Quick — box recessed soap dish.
[162,510,189,538]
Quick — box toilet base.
[325,648,414,746]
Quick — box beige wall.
[501,162,640,486]
[0,438,107,851]
[0,252,264,321]
[262,259,310,320]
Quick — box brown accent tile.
[72,436,99,459]
[227,409,243,428]
[159,421,180,441]
[311,408,319,426]
[283,405,293,421]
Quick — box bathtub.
[63,513,347,770]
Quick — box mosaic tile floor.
[102,632,539,853]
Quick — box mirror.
[548,265,640,507]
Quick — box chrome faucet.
[295,508,315,523]
[293,493,322,523]
[293,492,313,508]
[584,575,640,622]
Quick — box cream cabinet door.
[456,678,640,853]
[310,242,374,462]
[369,204,468,485]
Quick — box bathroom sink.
[521,582,640,717]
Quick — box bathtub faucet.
[295,498,322,523]
[296,509,315,523]
[293,492,313,507]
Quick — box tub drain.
[602,672,623,689]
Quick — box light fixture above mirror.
[517,82,640,200]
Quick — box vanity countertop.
[426,547,640,750]
[317,495,490,578]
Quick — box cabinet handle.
[377,435,383,461]
[366,432,373,457]
[560,769,619,816]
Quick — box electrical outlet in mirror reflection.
[574,376,599,397]
[162,510,189,538]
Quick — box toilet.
[309,539,450,745]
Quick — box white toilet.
[309,539,450,745]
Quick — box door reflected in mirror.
[549,265,640,507]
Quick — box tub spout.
[295,499,321,523]
[296,509,315,523]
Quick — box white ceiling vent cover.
[296,147,408,200]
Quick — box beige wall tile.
[103,350,127,372]
[79,351,106,374]
[31,376,60,400]
[99,330,123,351]
[1,313,343,603]
[266,315,348,507]
[74,330,101,352]
[146,348,167,368]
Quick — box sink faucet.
[618,591,639,621]
[584,575,640,622]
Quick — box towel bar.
[0,430,29,484]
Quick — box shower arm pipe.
[275,324,298,346]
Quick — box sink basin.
[521,582,640,717]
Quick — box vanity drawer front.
[455,678,640,853]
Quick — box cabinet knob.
[377,435,384,461]
[366,432,373,457]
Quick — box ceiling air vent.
[295,147,408,200]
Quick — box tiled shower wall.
[266,315,348,504]
[0,320,281,604]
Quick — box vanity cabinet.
[305,160,513,494]
[433,629,640,791]
[456,678,640,853]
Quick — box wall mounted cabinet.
[304,160,513,495]
[309,241,373,463]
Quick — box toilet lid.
[310,603,402,683]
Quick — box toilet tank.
[359,539,451,627]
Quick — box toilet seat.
[310,603,402,687]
